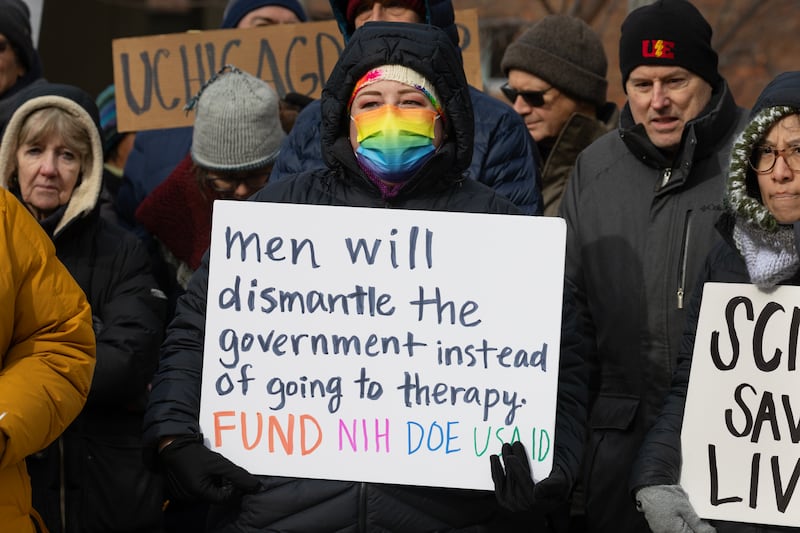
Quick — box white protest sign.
[681,282,800,526]
[198,202,566,490]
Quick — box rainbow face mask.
[351,104,439,184]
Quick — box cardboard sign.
[111,9,482,132]
[681,282,800,526]
[198,202,566,490]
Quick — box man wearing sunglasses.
[501,14,617,217]
[0,0,44,122]
[558,1,749,532]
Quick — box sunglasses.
[500,83,553,107]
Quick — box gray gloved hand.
[635,485,716,533]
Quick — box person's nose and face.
[0,33,25,97]
[352,1,422,28]
[755,114,800,225]
[16,133,82,220]
[348,79,443,153]
[504,69,580,144]
[237,6,302,28]
[625,65,712,153]
[348,79,443,185]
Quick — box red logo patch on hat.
[640,39,675,59]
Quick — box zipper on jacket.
[661,168,672,188]
[677,210,693,309]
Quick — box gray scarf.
[733,221,799,288]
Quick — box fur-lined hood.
[0,83,103,237]
[725,71,800,232]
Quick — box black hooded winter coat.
[143,21,587,533]
[268,0,543,215]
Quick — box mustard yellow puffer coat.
[0,188,95,533]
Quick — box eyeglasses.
[749,145,800,174]
[500,83,553,107]
[204,169,270,194]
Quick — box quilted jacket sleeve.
[0,191,96,468]
[467,88,543,215]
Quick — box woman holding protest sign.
[631,71,800,533]
[0,82,168,533]
[142,20,587,532]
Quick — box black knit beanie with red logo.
[619,0,720,91]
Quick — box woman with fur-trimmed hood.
[631,71,800,533]
[0,83,168,533]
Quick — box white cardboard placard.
[199,201,566,490]
[682,282,800,526]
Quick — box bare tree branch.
[713,0,767,52]
[540,0,557,15]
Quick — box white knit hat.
[188,65,285,171]
[349,64,442,114]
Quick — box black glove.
[490,441,570,512]
[159,434,262,504]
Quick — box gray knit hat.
[501,15,608,108]
[187,65,284,171]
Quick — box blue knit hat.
[95,84,124,157]
[221,0,308,28]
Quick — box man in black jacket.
[558,1,748,531]
[143,21,586,533]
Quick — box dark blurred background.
[36,0,792,110]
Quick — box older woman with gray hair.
[0,82,167,533]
